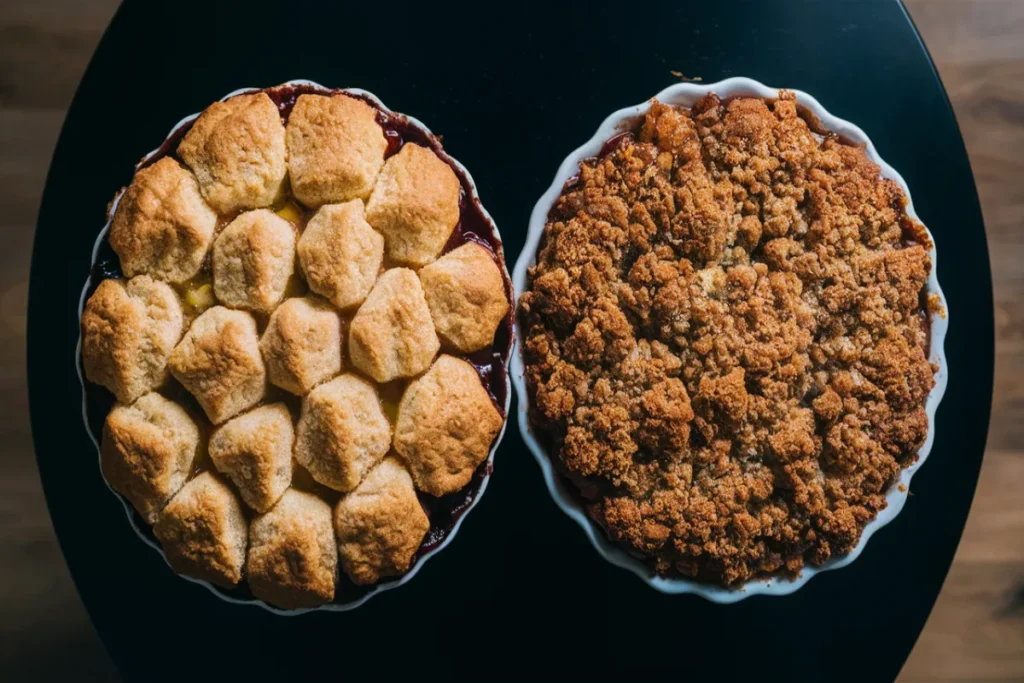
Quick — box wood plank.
[902,0,1024,679]
[0,110,72,224]
[0,1,118,679]
[949,451,1024,563]
[902,560,1024,681]
[0,0,121,109]
[908,0,1024,65]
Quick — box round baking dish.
[76,80,514,614]
[510,77,949,602]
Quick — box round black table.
[29,0,992,680]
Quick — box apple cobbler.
[81,84,512,608]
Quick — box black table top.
[29,0,992,680]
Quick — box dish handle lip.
[510,77,949,602]
[75,79,514,615]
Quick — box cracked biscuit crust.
[101,392,200,524]
[333,456,429,586]
[153,472,248,588]
[168,306,266,424]
[348,268,440,382]
[298,200,384,310]
[419,242,510,353]
[294,374,392,492]
[286,94,388,207]
[212,209,296,313]
[209,403,294,513]
[248,489,337,609]
[109,157,217,283]
[394,355,503,496]
[259,296,342,396]
[177,92,287,213]
[81,276,183,404]
[365,143,461,267]
[520,93,935,585]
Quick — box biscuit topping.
[419,243,511,353]
[248,489,338,609]
[81,276,183,404]
[83,85,512,609]
[349,268,440,382]
[109,157,217,284]
[287,94,388,207]
[366,143,462,267]
[178,92,287,213]
[153,472,248,588]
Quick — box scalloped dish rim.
[510,77,949,602]
[75,79,513,615]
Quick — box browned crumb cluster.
[520,92,936,585]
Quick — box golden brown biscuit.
[101,392,200,524]
[247,489,337,609]
[209,403,294,513]
[259,296,341,395]
[286,94,387,207]
[294,374,391,492]
[297,200,384,310]
[333,456,429,585]
[153,472,248,587]
[109,157,217,283]
[82,276,184,404]
[394,355,502,496]
[365,143,461,267]
[348,268,439,382]
[168,306,266,424]
[418,243,509,353]
[212,209,296,313]
[177,92,287,213]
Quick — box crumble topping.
[520,93,935,585]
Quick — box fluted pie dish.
[512,78,948,601]
[77,81,513,613]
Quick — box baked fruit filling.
[520,93,936,586]
[81,85,512,608]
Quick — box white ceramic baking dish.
[510,77,949,602]
[76,80,513,614]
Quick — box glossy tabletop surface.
[28,0,992,680]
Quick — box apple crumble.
[520,92,936,585]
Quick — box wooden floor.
[0,1,1020,680]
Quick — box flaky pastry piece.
[295,374,391,492]
[394,355,502,496]
[366,143,461,267]
[286,94,388,207]
[419,242,509,353]
[248,488,337,609]
[333,456,429,585]
[348,268,440,383]
[212,209,296,314]
[168,306,266,424]
[297,200,383,310]
[153,472,248,588]
[82,275,183,404]
[109,157,217,283]
[101,392,200,524]
[177,92,287,213]
[209,403,294,513]
[259,296,342,396]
